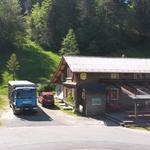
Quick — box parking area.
[0,104,109,127]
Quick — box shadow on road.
[15,106,53,122]
[42,105,60,110]
[92,116,119,127]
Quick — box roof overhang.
[51,56,150,83]
[51,56,67,83]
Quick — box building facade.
[52,56,150,116]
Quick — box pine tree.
[7,53,20,80]
[59,29,80,56]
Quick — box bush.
[67,92,74,105]
[37,83,55,94]
[2,71,13,85]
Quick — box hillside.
[1,0,150,86]
[0,41,60,84]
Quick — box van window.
[16,89,36,99]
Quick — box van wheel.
[13,109,18,115]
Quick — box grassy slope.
[0,41,60,110]
[17,41,60,82]
[0,41,60,84]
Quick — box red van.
[38,92,54,107]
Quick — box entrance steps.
[57,102,73,110]
[105,112,150,126]
[104,113,134,126]
[62,106,73,110]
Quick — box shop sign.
[80,73,87,80]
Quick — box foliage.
[24,0,150,56]
[0,43,60,88]
[2,71,13,85]
[0,41,60,84]
[60,29,80,56]
[19,0,43,14]
[16,41,60,82]
[1,0,150,56]
[0,0,25,52]
[67,92,74,105]
[0,86,8,96]
[37,83,55,94]
[25,0,52,47]
[1,0,150,88]
[6,53,20,80]
[126,124,150,131]
[0,96,6,109]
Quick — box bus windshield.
[16,89,36,99]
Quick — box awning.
[120,86,150,100]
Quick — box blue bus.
[8,81,38,115]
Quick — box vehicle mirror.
[11,91,16,98]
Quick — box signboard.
[80,73,87,80]
[92,97,102,105]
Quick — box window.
[16,89,36,99]
[111,73,119,79]
[133,74,145,79]
[61,73,64,82]
[92,97,102,105]
[111,88,119,100]
[145,74,150,79]
[67,68,73,77]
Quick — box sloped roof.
[64,56,150,73]
[51,56,150,83]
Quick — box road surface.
[0,105,106,127]
[0,125,150,150]
[0,105,150,150]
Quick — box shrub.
[37,83,55,94]
[67,92,74,105]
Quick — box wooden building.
[52,56,150,116]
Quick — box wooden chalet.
[52,56,150,117]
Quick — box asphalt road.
[0,104,106,127]
[0,126,150,150]
[0,105,150,150]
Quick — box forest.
[1,0,150,56]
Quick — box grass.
[0,86,8,96]
[17,41,60,82]
[0,94,8,110]
[0,85,9,110]
[55,100,82,117]
[126,124,150,131]
[0,88,9,126]
[0,97,7,109]
[0,41,60,84]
